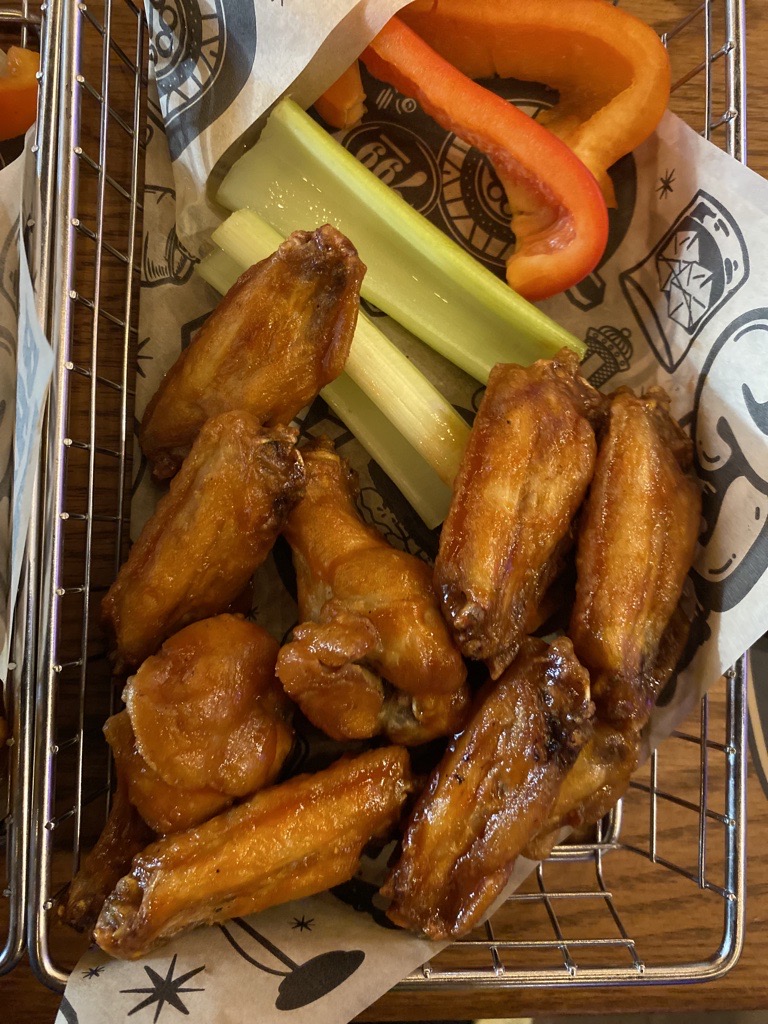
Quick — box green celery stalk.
[321,375,453,530]
[216,98,584,384]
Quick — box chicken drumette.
[276,438,469,745]
[102,412,304,669]
[140,225,365,480]
[435,349,604,679]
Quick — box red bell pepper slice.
[361,16,608,302]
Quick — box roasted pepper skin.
[401,0,671,207]
[361,17,608,302]
[0,47,39,142]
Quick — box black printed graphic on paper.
[620,190,749,373]
[690,307,768,615]
[120,954,206,1021]
[220,917,365,1011]
[580,324,634,389]
[147,0,258,162]
[142,185,198,288]
[325,67,636,311]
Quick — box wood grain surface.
[3,0,768,1019]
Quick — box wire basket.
[0,0,50,978]
[21,0,749,993]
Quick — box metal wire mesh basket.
[18,0,749,993]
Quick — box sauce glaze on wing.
[94,747,413,959]
[276,438,469,744]
[140,225,365,479]
[382,637,593,939]
[435,349,604,679]
[124,615,293,798]
[570,387,701,724]
[102,412,304,669]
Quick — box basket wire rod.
[698,696,710,887]
[595,849,644,973]
[703,0,713,138]
[114,7,145,581]
[69,0,115,880]
[536,864,576,977]
[661,1,706,44]
[27,0,86,988]
[717,661,747,964]
[649,748,658,862]
[727,0,748,161]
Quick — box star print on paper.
[121,954,205,1023]
[81,964,106,980]
[292,915,314,932]
[656,229,713,331]
[657,168,676,198]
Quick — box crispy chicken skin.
[124,615,293,798]
[106,711,232,836]
[102,412,304,669]
[382,638,593,939]
[435,349,604,679]
[140,226,365,479]
[276,438,468,744]
[93,747,413,959]
[569,387,701,725]
[59,733,155,933]
[523,616,690,861]
[523,388,700,860]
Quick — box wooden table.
[4,0,768,1019]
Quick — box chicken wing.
[94,746,413,959]
[59,733,155,933]
[524,604,692,860]
[276,438,468,744]
[102,412,304,669]
[569,387,701,725]
[382,637,593,939]
[140,225,365,479]
[435,349,604,679]
[106,711,232,836]
[124,615,293,797]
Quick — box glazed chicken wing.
[382,637,593,939]
[569,387,701,725]
[276,438,468,744]
[435,349,604,679]
[94,747,413,959]
[102,412,304,669]
[59,754,154,933]
[524,391,700,859]
[140,225,365,479]
[124,615,293,797]
[106,710,232,836]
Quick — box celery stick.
[321,375,452,530]
[202,227,470,487]
[196,246,460,525]
[216,98,584,383]
[197,248,245,294]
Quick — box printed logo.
[147,0,257,161]
[580,324,634,389]
[342,123,440,215]
[620,190,749,372]
[690,307,768,615]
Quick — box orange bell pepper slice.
[314,60,367,129]
[401,0,671,207]
[361,17,608,302]
[0,46,40,142]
